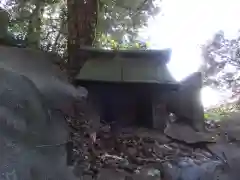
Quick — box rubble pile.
[68,114,216,180]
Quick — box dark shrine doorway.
[135,87,153,128]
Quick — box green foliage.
[96,33,150,50]
[3,0,160,55]
[97,0,160,43]
[204,102,240,121]
[201,30,240,100]
[204,112,223,121]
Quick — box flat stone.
[164,123,216,144]
[97,169,128,180]
[207,142,240,180]
[162,158,225,180]
[134,128,171,144]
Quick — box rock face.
[0,45,87,115]
[0,52,80,179]
[0,68,48,135]
[166,72,205,131]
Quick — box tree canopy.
[201,30,240,117]
[201,31,240,101]
[1,0,160,54]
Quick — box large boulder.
[0,45,87,115]
[166,72,205,131]
[0,68,78,180]
[0,68,48,136]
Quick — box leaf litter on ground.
[67,112,218,179]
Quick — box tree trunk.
[67,0,98,78]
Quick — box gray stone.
[132,168,161,180]
[0,45,87,116]
[97,169,128,180]
[218,112,240,141]
[0,68,48,139]
[164,123,216,144]
[162,158,224,180]
[166,72,205,131]
[0,68,77,180]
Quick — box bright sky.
[144,0,240,107]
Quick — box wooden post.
[152,97,169,131]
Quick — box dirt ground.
[68,110,240,180]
